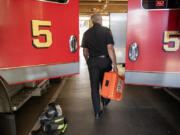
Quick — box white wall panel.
[110,13,127,64]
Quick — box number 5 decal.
[163,31,180,52]
[31,20,52,48]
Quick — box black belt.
[90,55,109,58]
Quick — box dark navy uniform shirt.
[81,23,114,57]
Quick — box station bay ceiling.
[79,0,128,15]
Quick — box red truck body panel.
[125,0,180,87]
[0,0,79,84]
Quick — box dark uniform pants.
[87,56,112,114]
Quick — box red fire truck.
[125,0,180,88]
[0,0,79,114]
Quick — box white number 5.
[31,20,52,48]
[163,31,180,52]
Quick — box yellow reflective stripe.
[58,124,64,129]
[62,124,67,133]
[43,126,46,131]
[55,118,64,123]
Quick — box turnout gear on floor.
[31,102,67,135]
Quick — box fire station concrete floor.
[15,49,180,135]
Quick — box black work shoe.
[102,100,111,107]
[95,111,103,120]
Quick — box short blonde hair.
[91,13,102,24]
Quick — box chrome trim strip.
[0,62,79,84]
[126,70,180,74]
[38,0,69,4]
[125,71,180,87]
[0,61,77,70]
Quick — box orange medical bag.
[101,72,125,101]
